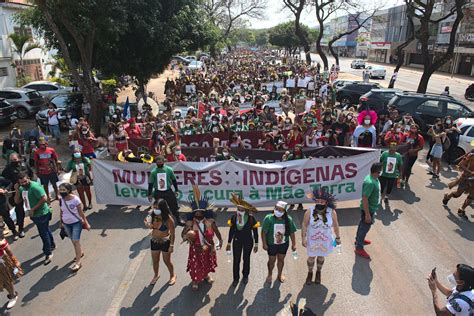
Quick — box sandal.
[150,275,160,285]
[305,272,313,285]
[458,209,468,220]
[192,282,199,290]
[73,252,85,262]
[205,276,214,284]
[71,263,82,272]
[168,275,177,286]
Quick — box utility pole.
[450,33,460,78]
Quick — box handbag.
[69,171,78,184]
[61,198,89,230]
[60,227,68,240]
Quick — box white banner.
[92,150,380,207]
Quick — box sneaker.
[363,239,372,245]
[400,180,406,189]
[18,231,25,238]
[442,194,450,206]
[44,254,53,265]
[383,197,389,203]
[354,248,371,259]
[6,293,18,309]
[13,234,19,241]
[458,209,468,220]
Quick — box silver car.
[0,88,47,119]
[22,80,73,100]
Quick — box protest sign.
[92,149,379,207]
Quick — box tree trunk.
[417,68,435,93]
[328,41,339,66]
[294,12,311,65]
[226,43,232,53]
[315,17,328,70]
[388,47,408,88]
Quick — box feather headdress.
[306,188,336,209]
[181,185,214,213]
[229,193,257,212]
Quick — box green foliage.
[49,76,71,86]
[268,21,316,50]
[228,28,256,47]
[255,31,269,47]
[16,75,33,87]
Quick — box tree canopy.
[268,21,317,52]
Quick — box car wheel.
[16,107,29,119]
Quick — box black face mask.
[11,161,20,167]
[21,183,30,189]
[315,204,326,211]
[59,192,68,198]
[156,163,164,168]
[194,216,204,221]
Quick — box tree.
[283,0,312,65]
[327,11,375,67]
[411,0,468,93]
[269,21,315,54]
[9,32,40,82]
[389,1,415,88]
[314,0,346,71]
[228,28,256,48]
[255,30,269,47]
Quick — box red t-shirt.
[166,153,187,162]
[78,137,95,154]
[126,126,142,139]
[286,132,304,149]
[34,147,58,175]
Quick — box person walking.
[2,153,35,238]
[46,104,61,144]
[144,199,176,286]
[227,194,259,286]
[14,172,55,265]
[400,124,424,188]
[427,264,474,316]
[261,201,297,284]
[33,137,60,202]
[354,163,382,260]
[380,142,403,203]
[301,189,340,285]
[147,156,184,226]
[65,150,93,209]
[0,230,23,309]
[58,183,90,272]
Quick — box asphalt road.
[3,146,472,315]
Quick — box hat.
[229,193,257,212]
[38,136,47,145]
[276,201,288,210]
[118,151,135,162]
[183,185,215,218]
[140,153,154,164]
[306,188,336,209]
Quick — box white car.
[350,59,366,69]
[366,66,386,79]
[185,55,197,61]
[23,81,73,100]
[454,118,474,159]
[187,60,205,72]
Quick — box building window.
[13,27,33,39]
[0,67,8,77]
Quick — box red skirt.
[186,244,217,283]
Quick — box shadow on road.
[209,282,248,316]
[376,203,403,226]
[445,207,474,241]
[159,283,211,315]
[84,205,147,236]
[119,284,168,316]
[351,256,373,296]
[296,283,336,315]
[245,281,291,315]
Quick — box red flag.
[197,101,206,119]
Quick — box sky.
[248,0,404,29]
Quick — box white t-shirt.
[47,110,59,125]
[446,288,474,316]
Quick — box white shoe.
[7,294,18,309]
[44,254,53,265]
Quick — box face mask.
[285,120,291,124]
[153,208,162,216]
[119,127,124,132]
[447,274,458,286]
[185,124,191,128]
[11,161,20,167]
[175,150,181,155]
[446,120,451,124]
[325,133,331,138]
[315,204,326,211]
[156,163,164,168]
[73,153,81,159]
[347,116,352,121]
[212,121,218,125]
[237,210,245,217]
[59,192,68,198]
[404,118,410,123]
[67,115,72,119]
[236,122,241,126]
[396,128,401,132]
[82,130,88,134]
[364,119,371,125]
[274,209,285,218]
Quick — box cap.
[276,201,288,210]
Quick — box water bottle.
[226,250,232,263]
[215,240,221,251]
[292,250,298,260]
[13,267,19,276]
[336,244,342,254]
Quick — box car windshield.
[50,95,69,108]
[26,91,42,99]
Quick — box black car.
[336,82,381,105]
[358,88,402,113]
[387,92,473,132]
[36,93,83,130]
[0,98,17,127]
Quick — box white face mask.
[396,128,401,132]
[447,273,458,286]
[119,127,124,132]
[364,119,371,125]
[185,124,191,128]
[446,120,451,124]
[153,208,161,216]
[325,133,331,138]
[237,210,245,217]
[236,121,241,126]
[274,209,285,218]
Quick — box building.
[0,0,52,88]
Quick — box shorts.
[83,152,96,159]
[150,238,171,252]
[267,242,289,256]
[430,144,443,159]
[63,221,83,241]
[39,173,59,186]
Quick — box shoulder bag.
[61,198,89,230]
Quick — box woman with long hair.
[65,150,93,209]
[144,199,176,286]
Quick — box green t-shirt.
[149,165,177,193]
[19,181,50,217]
[380,151,403,179]
[359,175,380,213]
[262,213,297,246]
[67,157,91,177]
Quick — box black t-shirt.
[332,122,349,146]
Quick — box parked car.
[336,82,381,105]
[333,79,363,91]
[187,60,205,72]
[0,99,17,127]
[388,92,473,132]
[358,88,402,113]
[171,55,192,65]
[23,81,73,100]
[35,93,83,130]
[452,118,474,160]
[350,59,366,69]
[0,88,47,119]
[185,55,197,61]
[465,83,474,101]
[365,65,386,79]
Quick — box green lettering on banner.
[294,188,304,199]
[283,186,294,199]
[121,187,130,198]
[249,187,260,200]
[309,184,321,192]
[346,182,356,193]
[266,187,282,200]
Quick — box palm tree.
[8,33,41,80]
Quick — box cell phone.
[431,267,437,278]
